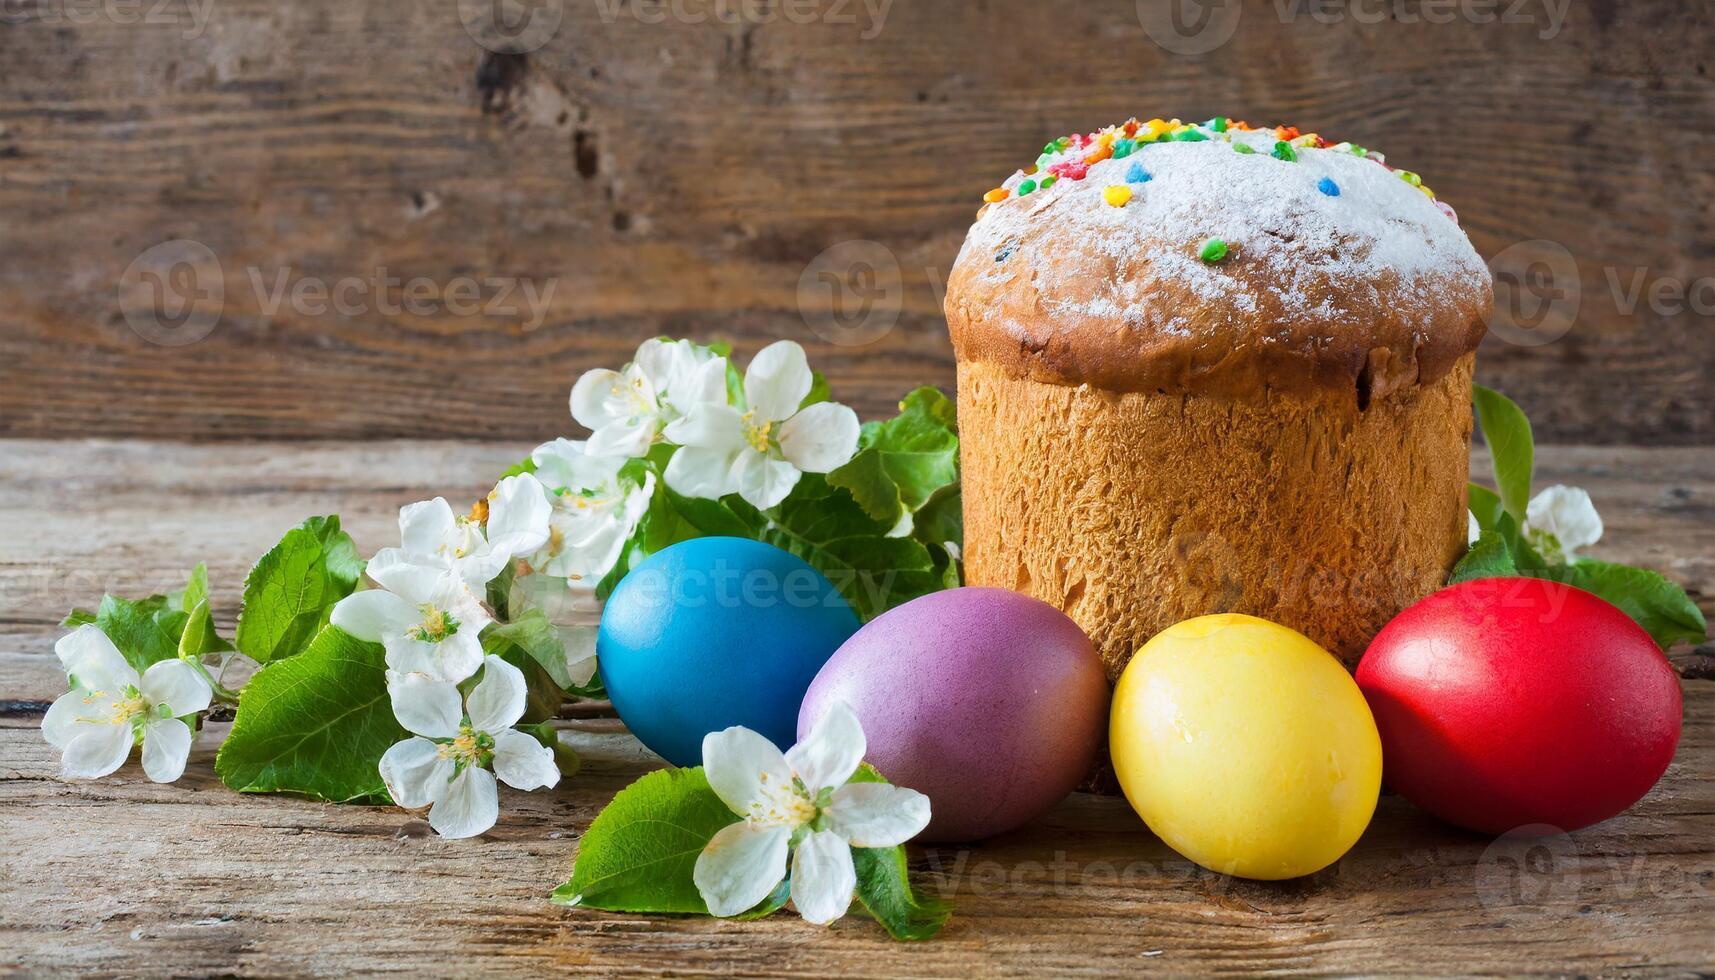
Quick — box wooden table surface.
[3,439,1712,976]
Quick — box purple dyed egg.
[798,587,1109,842]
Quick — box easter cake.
[945,117,1492,674]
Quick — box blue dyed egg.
[598,537,860,766]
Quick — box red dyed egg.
[1356,577,1682,835]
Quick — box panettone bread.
[946,117,1492,674]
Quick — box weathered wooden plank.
[2,694,1711,975]
[1,1,1712,443]
[1,438,1713,973]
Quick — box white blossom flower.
[525,438,655,587]
[378,654,559,839]
[42,625,212,783]
[332,563,493,682]
[1526,484,1604,563]
[1467,509,1481,546]
[570,338,728,458]
[693,702,930,925]
[368,481,551,593]
[663,340,860,510]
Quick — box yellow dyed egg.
[1110,614,1382,880]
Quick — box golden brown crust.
[957,355,1476,674]
[946,214,1491,402]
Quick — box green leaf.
[851,846,952,941]
[1467,483,1504,533]
[93,593,188,673]
[827,387,960,527]
[169,562,210,614]
[215,625,406,803]
[1472,386,1534,523]
[235,516,365,663]
[62,608,97,628]
[177,599,231,659]
[913,483,964,553]
[551,766,740,914]
[482,610,581,690]
[1561,560,1708,650]
[1448,530,1519,584]
[500,456,538,479]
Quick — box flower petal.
[730,449,801,510]
[139,659,212,717]
[777,402,860,474]
[570,368,631,430]
[744,340,813,422]
[467,654,528,734]
[388,672,463,739]
[54,625,136,692]
[486,473,553,561]
[560,624,598,687]
[398,497,458,556]
[663,445,741,501]
[141,717,193,783]
[1467,509,1481,546]
[702,725,795,819]
[786,700,866,792]
[60,723,134,779]
[826,782,932,847]
[662,402,746,452]
[379,736,454,808]
[429,766,499,839]
[665,356,730,417]
[435,626,488,684]
[365,555,448,604]
[693,822,791,917]
[42,690,98,748]
[330,588,419,643]
[492,728,559,791]
[1527,484,1604,556]
[587,417,657,460]
[790,829,857,925]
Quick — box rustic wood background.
[1,0,1711,444]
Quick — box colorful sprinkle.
[1199,238,1229,263]
[983,115,1455,220]
[995,244,1015,263]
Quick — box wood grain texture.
[1,439,1712,975]
[0,0,1711,444]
